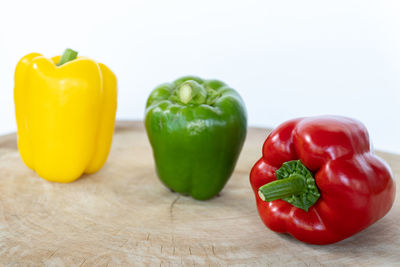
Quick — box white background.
[1,0,399,153]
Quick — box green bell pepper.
[145,76,247,200]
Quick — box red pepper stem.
[259,160,320,211]
[258,174,306,202]
[57,48,78,66]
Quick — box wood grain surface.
[0,121,398,266]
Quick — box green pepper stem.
[179,83,193,104]
[258,174,307,202]
[178,80,207,105]
[57,48,78,66]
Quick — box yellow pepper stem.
[57,48,78,66]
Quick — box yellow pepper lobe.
[14,53,42,170]
[85,63,118,174]
[14,52,117,183]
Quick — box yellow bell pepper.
[14,49,117,183]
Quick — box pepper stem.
[258,160,321,211]
[178,80,207,105]
[57,48,78,66]
[258,174,306,202]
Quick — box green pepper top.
[146,76,246,110]
[145,76,247,200]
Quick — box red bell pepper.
[250,116,395,245]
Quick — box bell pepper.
[145,76,247,200]
[250,116,395,244]
[14,49,117,183]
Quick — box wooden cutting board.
[0,121,398,266]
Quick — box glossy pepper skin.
[250,116,395,245]
[14,51,117,183]
[145,76,247,200]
